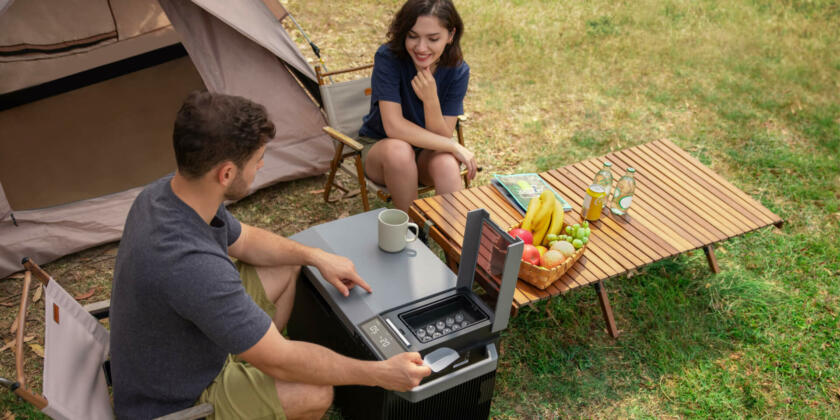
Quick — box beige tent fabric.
[188,0,316,81]
[0,0,14,17]
[110,0,169,41]
[0,0,334,277]
[0,56,204,211]
[0,0,116,54]
[0,187,142,277]
[159,0,333,187]
[0,182,10,221]
[0,26,181,94]
[110,0,172,41]
[42,279,113,420]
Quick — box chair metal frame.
[317,64,470,211]
[0,258,213,420]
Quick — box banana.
[535,191,555,225]
[521,197,542,231]
[532,212,551,246]
[531,190,556,245]
[547,200,565,237]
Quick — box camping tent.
[0,0,334,277]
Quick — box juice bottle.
[581,184,607,221]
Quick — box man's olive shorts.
[195,262,284,420]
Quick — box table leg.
[444,254,458,272]
[703,244,720,274]
[592,280,619,338]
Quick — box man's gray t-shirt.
[110,176,272,419]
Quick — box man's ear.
[216,161,238,187]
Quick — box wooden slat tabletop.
[409,139,783,312]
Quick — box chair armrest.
[322,126,364,152]
[83,299,110,320]
[456,114,467,147]
[153,403,214,420]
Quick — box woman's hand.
[451,143,478,180]
[411,68,439,104]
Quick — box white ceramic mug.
[378,209,419,253]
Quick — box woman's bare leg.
[417,149,462,195]
[365,138,418,211]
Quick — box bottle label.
[582,194,592,212]
[618,196,632,209]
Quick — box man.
[110,91,431,419]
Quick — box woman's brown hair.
[386,0,464,67]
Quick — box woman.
[358,0,478,212]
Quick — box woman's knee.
[427,153,461,180]
[378,139,416,169]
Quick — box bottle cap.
[604,161,612,167]
[627,167,636,173]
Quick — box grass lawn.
[2,0,839,418]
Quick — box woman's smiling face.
[404,15,453,71]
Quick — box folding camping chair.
[317,64,470,211]
[0,258,213,420]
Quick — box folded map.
[492,173,572,215]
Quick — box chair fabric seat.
[43,279,113,420]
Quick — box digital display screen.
[360,317,403,359]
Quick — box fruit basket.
[512,221,588,290]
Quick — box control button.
[436,321,446,330]
[454,313,464,323]
[426,325,436,334]
[451,323,461,331]
[445,317,455,326]
[432,332,442,339]
[442,328,452,334]
[461,321,468,328]
[421,336,432,343]
[416,329,426,338]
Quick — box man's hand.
[376,352,432,392]
[310,249,371,296]
[451,143,478,180]
[411,68,439,104]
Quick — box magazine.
[492,173,572,214]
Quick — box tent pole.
[279,4,333,83]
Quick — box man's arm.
[229,223,314,267]
[239,322,431,391]
[229,223,371,296]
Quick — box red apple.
[521,244,541,265]
[508,228,534,245]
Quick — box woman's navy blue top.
[359,44,470,139]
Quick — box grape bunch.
[545,221,591,250]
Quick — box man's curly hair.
[173,91,276,178]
